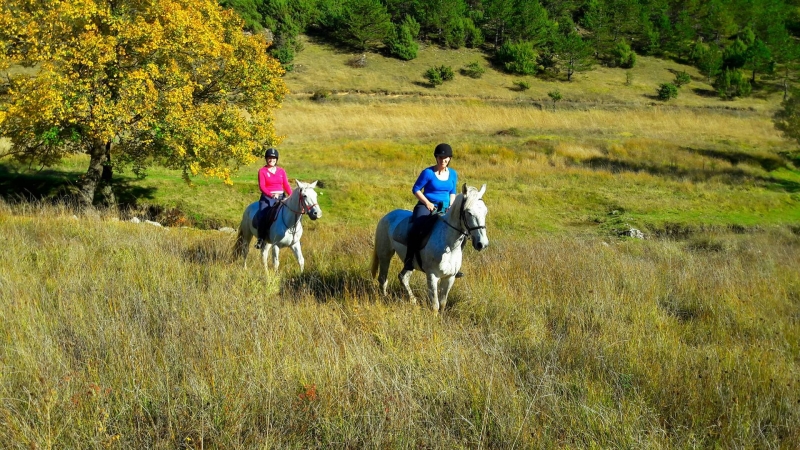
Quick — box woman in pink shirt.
[256,147,293,248]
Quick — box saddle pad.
[392,215,436,249]
[252,204,282,230]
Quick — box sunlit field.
[1,33,800,448]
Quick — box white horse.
[235,180,322,273]
[372,184,489,312]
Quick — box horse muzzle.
[308,210,321,220]
[472,238,489,251]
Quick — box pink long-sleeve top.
[258,166,293,197]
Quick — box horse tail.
[370,235,379,279]
[233,226,247,259]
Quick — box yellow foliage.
[0,0,287,184]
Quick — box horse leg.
[290,242,304,273]
[271,244,281,271]
[398,269,417,305]
[261,243,273,273]
[427,272,440,313]
[438,276,456,312]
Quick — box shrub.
[424,65,454,86]
[625,70,633,86]
[385,15,419,60]
[674,71,691,87]
[495,40,539,75]
[439,65,454,81]
[311,90,333,102]
[548,89,563,103]
[611,40,636,68]
[515,80,531,91]
[657,83,679,101]
[714,68,751,99]
[464,17,484,48]
[461,61,485,79]
[424,67,443,86]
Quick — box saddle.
[252,202,283,231]
[392,214,438,249]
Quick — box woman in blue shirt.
[402,143,461,276]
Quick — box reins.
[278,188,318,231]
[438,193,486,240]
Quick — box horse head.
[295,180,322,220]
[461,183,489,251]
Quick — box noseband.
[282,188,318,216]
[440,195,486,239]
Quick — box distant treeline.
[221,0,800,94]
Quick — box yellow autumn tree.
[0,0,287,206]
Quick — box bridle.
[281,187,319,216]
[279,187,319,231]
[439,194,486,240]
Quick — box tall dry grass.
[275,98,784,151]
[1,202,798,447]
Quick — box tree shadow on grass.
[691,87,718,98]
[0,162,156,206]
[682,146,788,172]
[583,157,800,192]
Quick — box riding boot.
[402,225,422,272]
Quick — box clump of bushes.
[385,15,419,61]
[424,65,454,87]
[460,61,485,78]
[714,68,752,99]
[311,90,333,102]
[657,83,679,101]
[495,40,539,75]
[674,71,691,87]
[515,80,531,91]
[611,40,636,68]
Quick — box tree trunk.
[78,140,110,209]
[98,143,116,207]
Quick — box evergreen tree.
[340,0,392,50]
[555,30,593,81]
[386,15,420,59]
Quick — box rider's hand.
[425,201,435,212]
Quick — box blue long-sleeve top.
[412,167,458,210]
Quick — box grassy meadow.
[2,36,800,447]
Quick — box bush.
[461,61,485,78]
[611,41,636,68]
[439,65,454,81]
[464,17,484,48]
[424,67,443,86]
[714,68,751,99]
[385,15,419,60]
[424,65,454,86]
[515,80,531,91]
[548,90,563,103]
[310,90,333,102]
[674,71,691,87]
[495,40,539,75]
[657,83,679,101]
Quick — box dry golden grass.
[0,202,798,447]
[275,98,784,152]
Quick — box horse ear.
[478,184,486,198]
[462,183,468,195]
[309,181,318,189]
[295,180,306,189]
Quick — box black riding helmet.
[265,147,279,160]
[433,143,453,158]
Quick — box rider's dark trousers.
[403,203,436,271]
[257,194,279,241]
